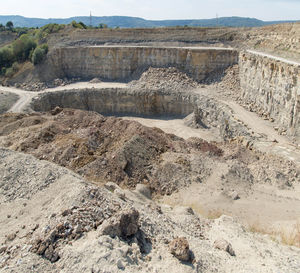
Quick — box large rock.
[213,238,236,256]
[169,237,191,262]
[99,208,139,238]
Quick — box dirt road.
[0,82,127,113]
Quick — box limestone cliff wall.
[239,51,300,138]
[46,46,238,82]
[31,88,196,118]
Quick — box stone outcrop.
[239,51,300,139]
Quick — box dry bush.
[248,221,300,248]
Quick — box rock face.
[46,46,238,82]
[31,88,196,118]
[239,51,300,139]
[30,87,250,140]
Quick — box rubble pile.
[129,67,199,92]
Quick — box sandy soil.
[121,116,222,142]
[161,164,300,230]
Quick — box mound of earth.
[1,148,300,273]
[0,109,220,195]
[0,109,298,199]
[129,67,199,92]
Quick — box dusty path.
[222,100,300,164]
[247,49,300,66]
[121,116,222,141]
[0,82,127,113]
[0,86,36,112]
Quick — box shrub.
[41,23,65,34]
[6,21,14,31]
[12,61,19,72]
[71,21,87,29]
[1,67,6,75]
[0,47,14,67]
[39,43,49,54]
[12,34,37,62]
[98,23,108,29]
[78,22,87,29]
[31,45,48,65]
[17,29,28,37]
[5,67,14,77]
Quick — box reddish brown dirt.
[0,109,298,197]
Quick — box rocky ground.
[129,67,199,92]
[13,78,82,92]
[1,148,300,272]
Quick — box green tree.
[78,21,87,29]
[6,21,14,30]
[98,23,108,29]
[12,34,37,62]
[31,44,48,65]
[0,47,14,67]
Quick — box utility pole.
[90,11,92,27]
[216,13,219,27]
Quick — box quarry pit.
[3,45,300,148]
[1,38,300,272]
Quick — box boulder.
[169,237,191,262]
[99,208,139,238]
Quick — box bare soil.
[0,91,19,114]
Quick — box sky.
[1,0,300,21]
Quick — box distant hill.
[0,15,297,28]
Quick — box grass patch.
[248,220,300,248]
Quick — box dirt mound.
[129,67,199,92]
[0,109,223,195]
[0,109,298,199]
